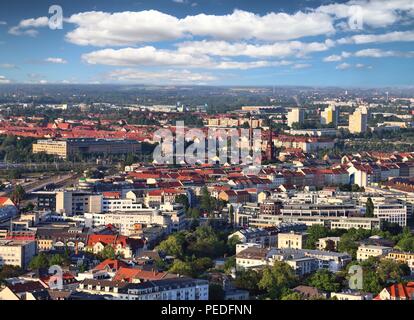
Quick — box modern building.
[356,244,393,261]
[0,240,37,268]
[33,138,141,159]
[78,277,209,300]
[349,109,368,134]
[321,105,338,126]
[277,232,308,249]
[373,202,407,227]
[287,108,305,128]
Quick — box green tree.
[49,254,67,267]
[304,225,329,249]
[227,236,241,255]
[169,259,193,277]
[258,261,298,299]
[377,259,408,284]
[365,198,374,217]
[29,253,49,270]
[100,245,116,260]
[11,185,26,206]
[224,256,236,274]
[175,194,190,210]
[280,290,303,300]
[209,284,225,300]
[157,233,185,258]
[307,269,341,292]
[234,269,262,292]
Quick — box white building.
[357,244,393,261]
[0,240,37,269]
[373,202,407,227]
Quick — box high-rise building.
[321,105,339,126]
[287,108,305,128]
[349,109,368,134]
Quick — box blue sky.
[0,0,413,86]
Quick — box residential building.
[357,244,393,261]
[277,232,308,249]
[0,240,37,268]
[349,109,368,134]
[287,108,305,128]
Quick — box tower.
[265,128,275,162]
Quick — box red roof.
[94,259,129,272]
[113,267,169,282]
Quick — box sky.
[0,0,413,87]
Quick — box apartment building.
[357,244,393,261]
[0,240,37,268]
[56,191,102,215]
[277,232,308,249]
[287,108,305,128]
[33,138,141,159]
[373,202,407,227]
[78,277,209,300]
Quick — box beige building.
[32,139,68,158]
[357,244,393,261]
[287,108,305,128]
[33,138,141,159]
[0,240,37,268]
[277,232,308,249]
[317,237,341,251]
[348,109,368,134]
[56,191,102,215]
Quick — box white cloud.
[0,21,7,25]
[9,17,48,36]
[317,0,414,29]
[82,47,293,70]
[64,9,335,46]
[338,30,414,44]
[45,57,68,64]
[354,48,414,58]
[104,68,217,84]
[66,11,183,46]
[0,63,17,69]
[323,51,351,62]
[0,75,11,84]
[177,40,334,58]
[180,10,335,42]
[292,63,312,69]
[336,62,351,70]
[82,47,211,67]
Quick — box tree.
[234,269,262,292]
[377,259,407,284]
[0,265,24,284]
[169,259,193,277]
[49,254,67,267]
[209,284,225,300]
[307,269,341,292]
[324,239,336,252]
[304,225,329,249]
[100,245,116,260]
[228,205,234,225]
[200,186,214,213]
[224,256,236,274]
[365,198,374,217]
[175,194,190,210]
[157,233,185,258]
[29,253,49,270]
[280,290,303,300]
[11,185,26,206]
[192,257,214,275]
[258,261,297,299]
[227,236,241,255]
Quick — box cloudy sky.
[0,0,413,86]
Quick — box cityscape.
[0,0,414,307]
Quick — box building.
[0,240,37,268]
[356,244,393,261]
[349,109,368,134]
[33,138,141,159]
[317,237,340,251]
[287,108,305,128]
[78,277,209,300]
[56,191,102,216]
[277,232,308,249]
[321,105,338,126]
[375,282,414,300]
[373,202,407,227]
[385,251,414,274]
[0,197,18,222]
[331,291,373,300]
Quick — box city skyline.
[0,0,413,87]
